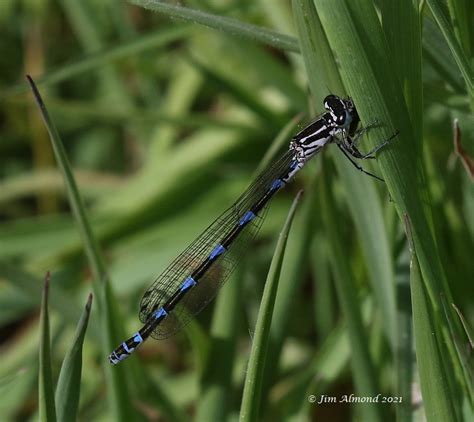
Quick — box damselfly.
[109,95,395,364]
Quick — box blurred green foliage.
[0,0,473,421]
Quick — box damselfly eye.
[323,94,341,112]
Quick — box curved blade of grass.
[320,172,381,421]
[447,0,473,57]
[292,0,343,99]
[381,0,423,142]
[186,56,283,127]
[39,272,57,422]
[451,303,474,350]
[394,246,414,422]
[294,0,396,351]
[427,0,474,97]
[440,296,474,406]
[260,174,318,402]
[423,16,466,95]
[253,113,304,176]
[240,190,303,422]
[2,25,192,99]
[26,76,135,421]
[55,293,93,422]
[26,76,107,286]
[404,214,457,421]
[129,0,299,53]
[253,113,316,400]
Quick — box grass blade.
[404,214,457,421]
[129,0,299,53]
[260,175,318,399]
[292,0,343,97]
[195,270,241,421]
[380,0,423,141]
[2,25,192,99]
[394,247,414,422]
[26,76,107,285]
[39,272,57,422]
[26,76,135,421]
[427,0,474,97]
[452,303,474,350]
[55,293,93,422]
[320,172,381,421]
[240,190,303,422]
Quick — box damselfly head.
[323,95,357,130]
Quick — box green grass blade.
[320,173,381,421]
[311,233,335,337]
[292,0,343,97]
[394,247,414,422]
[39,272,57,422]
[2,25,192,99]
[240,190,303,422]
[336,157,397,348]
[129,0,299,52]
[26,76,135,422]
[441,296,474,405]
[26,76,107,285]
[404,215,457,421]
[381,0,423,141]
[55,293,93,422]
[427,0,474,97]
[195,270,241,422]
[253,113,303,176]
[452,303,474,350]
[447,0,473,57]
[260,175,318,398]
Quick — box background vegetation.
[0,0,473,421]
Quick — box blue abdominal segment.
[239,211,256,226]
[209,244,226,260]
[179,276,197,292]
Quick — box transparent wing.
[138,149,295,339]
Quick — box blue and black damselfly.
[109,95,396,365]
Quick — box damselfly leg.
[344,130,398,159]
[336,128,399,182]
[336,143,386,182]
